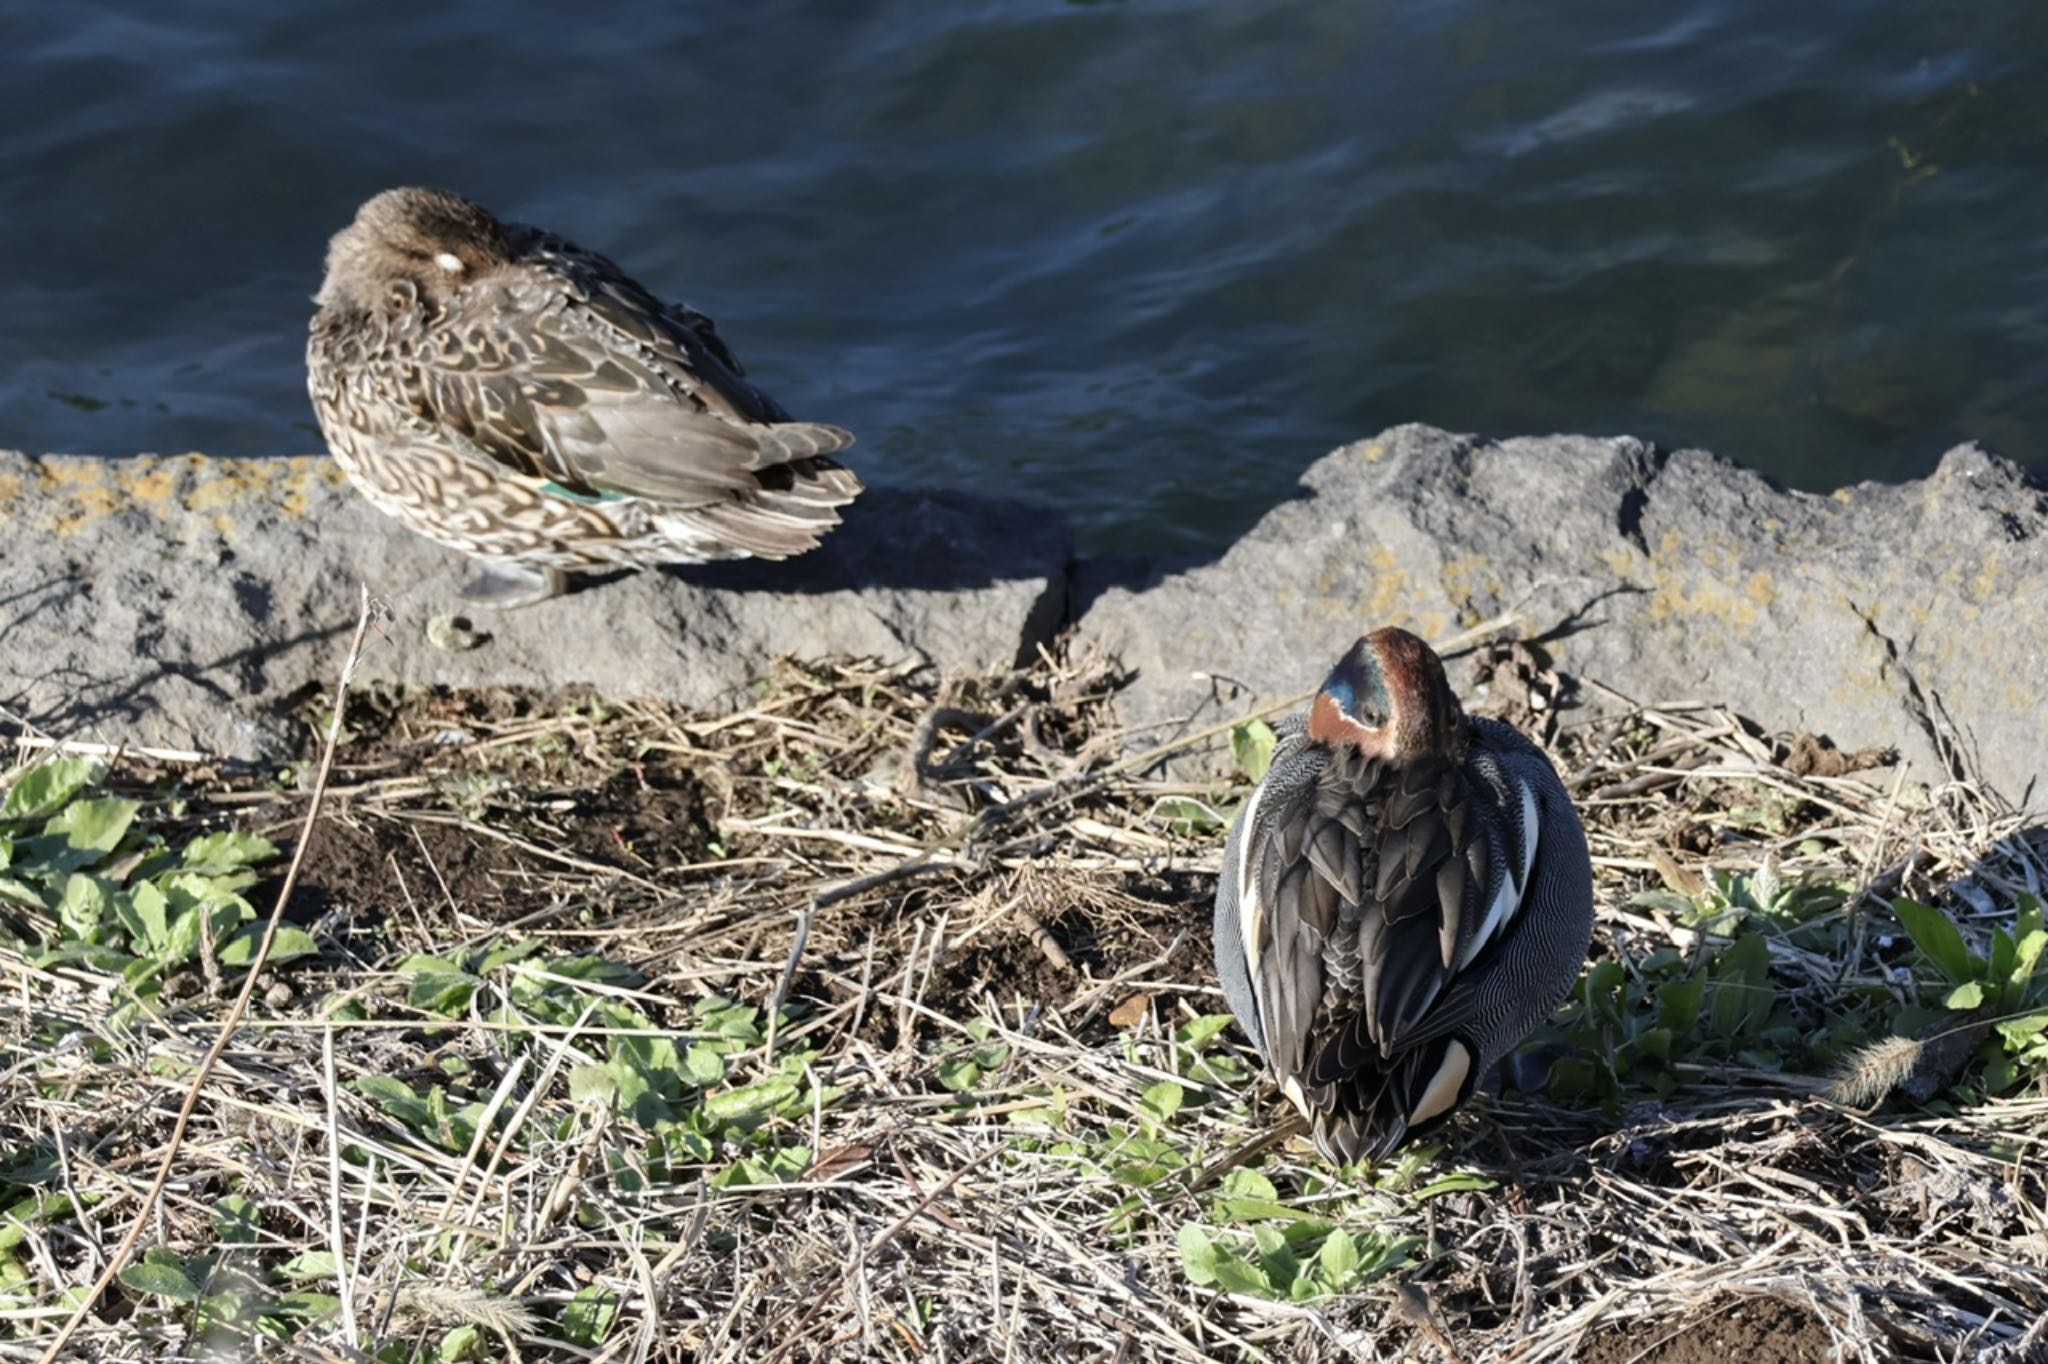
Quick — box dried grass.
[2,634,2044,1362]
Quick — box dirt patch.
[287,811,520,926]
[269,686,717,932]
[1577,1296,1840,1364]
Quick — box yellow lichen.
[35,461,109,491]
[124,465,179,507]
[1360,544,1409,621]
[6,454,342,536]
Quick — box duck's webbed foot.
[459,562,567,610]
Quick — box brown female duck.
[307,188,862,607]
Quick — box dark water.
[4,2,2045,554]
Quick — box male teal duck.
[1213,627,1594,1163]
[306,188,862,608]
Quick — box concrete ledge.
[0,452,1072,758]
[4,429,2041,805]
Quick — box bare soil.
[1578,1295,1841,1364]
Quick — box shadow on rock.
[667,486,1072,595]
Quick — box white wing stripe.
[1457,777,1541,971]
[1236,781,1270,978]
[1513,776,1540,891]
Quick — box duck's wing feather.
[1297,757,1486,1084]
[400,238,855,508]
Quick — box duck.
[306,187,863,608]
[1212,626,1593,1163]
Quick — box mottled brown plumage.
[307,187,862,606]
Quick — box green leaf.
[692,996,762,1044]
[1629,889,1698,917]
[0,1192,80,1253]
[276,1250,338,1281]
[1412,1171,1497,1200]
[1633,1026,1674,1063]
[1153,797,1225,837]
[181,831,279,873]
[1178,1224,1274,1294]
[1994,1012,2048,1050]
[355,1075,432,1131]
[405,968,478,1015]
[1656,974,1706,1034]
[120,881,171,951]
[703,1077,799,1122]
[212,1194,261,1245]
[568,1065,617,1104]
[264,1289,340,1321]
[41,796,140,866]
[1252,1224,1298,1291]
[438,1325,485,1362]
[1584,960,1627,1026]
[2011,929,2046,994]
[936,1059,981,1092]
[219,925,319,967]
[682,1043,727,1087]
[614,1032,682,1096]
[1177,1223,1220,1285]
[1216,1168,1277,1202]
[1231,719,1278,784]
[1982,1049,2017,1093]
[119,1257,200,1303]
[1204,1155,1302,1212]
[1990,926,2017,988]
[1209,1195,1310,1222]
[1,758,100,822]
[1892,897,1977,985]
[1709,932,1775,1041]
[398,952,466,975]
[1944,980,1986,1010]
[1140,1081,1184,1125]
[476,938,544,973]
[1317,1229,1361,1286]
[1177,1014,1237,1050]
[1208,1247,1273,1296]
[0,874,44,913]
[162,903,207,965]
[58,874,111,944]
[562,1287,619,1346]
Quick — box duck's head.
[1306,627,1465,762]
[316,187,512,314]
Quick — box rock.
[1075,424,2046,804]
[8,429,2042,802]
[0,452,1072,760]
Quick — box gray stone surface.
[1075,424,2046,804]
[0,452,1071,759]
[5,431,2042,803]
